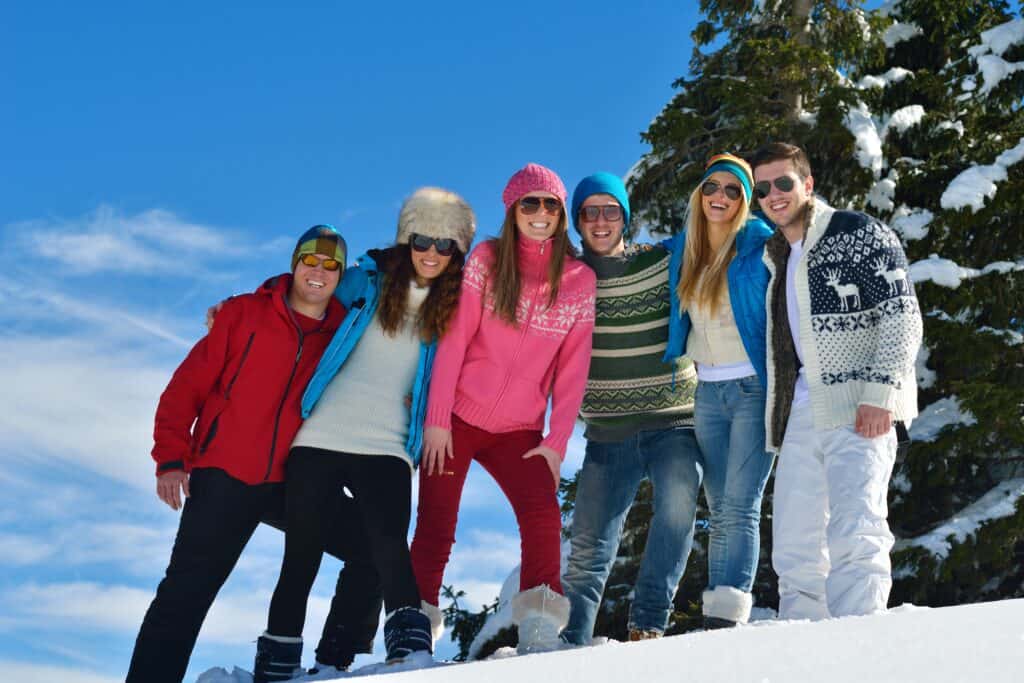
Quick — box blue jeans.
[561,426,703,644]
[695,375,775,594]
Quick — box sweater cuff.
[540,434,568,461]
[424,405,453,431]
[859,382,900,413]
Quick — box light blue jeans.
[694,375,775,595]
[561,426,703,644]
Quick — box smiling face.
[700,171,744,230]
[410,244,454,286]
[753,159,814,236]
[579,193,625,256]
[291,252,341,311]
[515,191,563,242]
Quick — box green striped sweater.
[581,244,696,442]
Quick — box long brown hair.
[676,182,751,315]
[490,205,575,325]
[376,245,465,342]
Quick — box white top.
[686,291,756,383]
[786,239,810,407]
[292,282,429,468]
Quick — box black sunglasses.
[579,204,623,223]
[701,180,743,201]
[410,233,457,256]
[519,196,562,215]
[754,176,797,199]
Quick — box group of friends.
[125,142,924,683]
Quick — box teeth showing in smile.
[710,202,727,210]
[591,230,611,238]
[307,280,324,289]
[529,222,549,229]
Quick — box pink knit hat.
[501,163,568,211]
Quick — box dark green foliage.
[439,585,503,662]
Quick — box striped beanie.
[291,224,347,272]
[701,153,754,202]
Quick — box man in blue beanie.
[561,174,703,644]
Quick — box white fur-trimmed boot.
[511,584,570,655]
[702,586,753,629]
[421,600,445,646]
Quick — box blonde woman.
[664,153,774,629]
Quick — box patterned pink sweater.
[424,237,596,458]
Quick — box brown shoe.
[628,628,662,641]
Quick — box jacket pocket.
[192,393,228,457]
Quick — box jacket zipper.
[264,308,307,481]
[200,331,255,454]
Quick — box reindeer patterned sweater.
[762,197,923,453]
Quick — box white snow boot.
[512,584,570,655]
[702,586,753,629]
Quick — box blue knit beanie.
[700,153,753,202]
[570,172,631,236]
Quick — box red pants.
[411,415,563,606]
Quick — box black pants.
[125,467,382,683]
[267,447,419,637]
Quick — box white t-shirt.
[786,239,810,407]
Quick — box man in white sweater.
[750,142,923,620]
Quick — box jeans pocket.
[736,375,764,398]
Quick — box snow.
[891,205,933,240]
[190,600,1024,682]
[968,18,1024,58]
[937,120,965,136]
[976,54,1024,95]
[884,104,925,135]
[940,137,1024,211]
[883,21,923,48]
[798,109,818,126]
[843,102,883,174]
[909,254,980,288]
[915,345,937,389]
[909,396,978,442]
[895,480,1024,561]
[866,175,896,212]
[856,67,913,89]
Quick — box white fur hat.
[396,187,476,254]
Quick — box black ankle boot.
[253,633,302,683]
[703,616,738,630]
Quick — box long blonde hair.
[676,182,751,315]
[491,206,574,325]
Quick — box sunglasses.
[700,180,743,201]
[297,253,343,271]
[753,176,797,199]
[579,204,623,223]
[410,233,457,256]
[518,196,562,215]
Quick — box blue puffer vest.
[663,216,773,388]
[301,250,436,465]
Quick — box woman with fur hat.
[252,188,476,681]
[663,153,775,629]
[412,163,597,654]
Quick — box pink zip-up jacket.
[424,237,596,458]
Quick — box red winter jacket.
[151,274,345,484]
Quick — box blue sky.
[0,2,702,680]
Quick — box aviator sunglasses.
[579,204,623,223]
[701,180,743,201]
[518,196,562,215]
[753,175,797,199]
[298,253,343,271]
[410,233,457,256]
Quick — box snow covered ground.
[196,598,1024,683]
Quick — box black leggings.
[267,447,419,637]
[126,467,381,683]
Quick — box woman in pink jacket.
[412,163,596,654]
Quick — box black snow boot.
[383,607,433,663]
[309,623,360,674]
[253,633,302,683]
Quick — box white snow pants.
[771,401,896,620]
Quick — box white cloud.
[0,660,121,683]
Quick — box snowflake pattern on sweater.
[462,242,596,340]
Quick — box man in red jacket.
[127,225,378,683]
